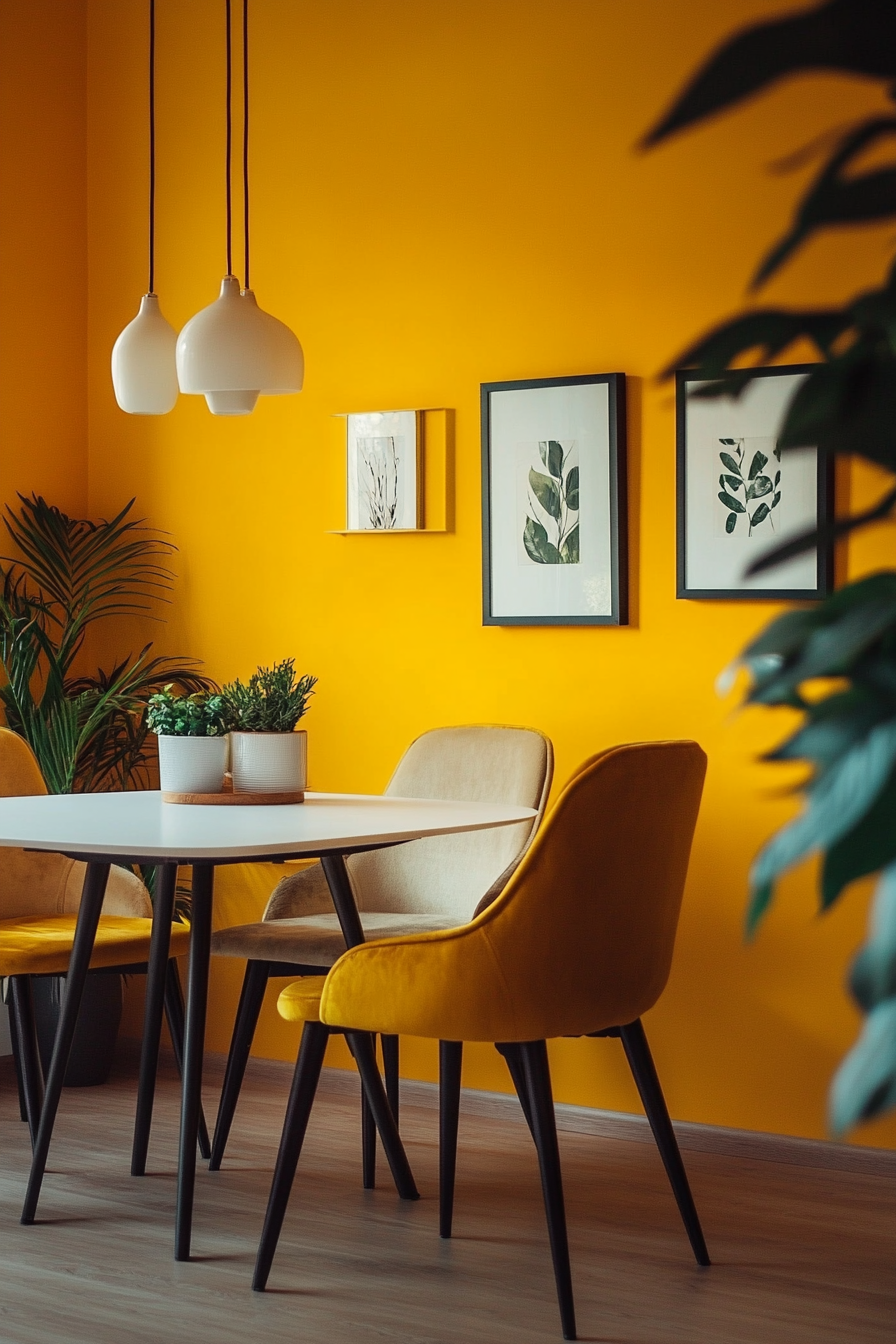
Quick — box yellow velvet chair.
[253,741,709,1341]
[0,727,196,1165]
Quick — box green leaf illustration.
[560,524,579,564]
[748,450,769,479]
[726,512,738,533]
[719,437,738,445]
[774,470,781,486]
[751,502,771,527]
[747,475,773,500]
[720,452,741,475]
[529,468,561,519]
[719,490,745,513]
[723,473,742,492]
[545,440,564,480]
[565,466,579,510]
[523,515,560,564]
[772,490,781,508]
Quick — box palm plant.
[0,494,212,794]
[644,0,896,1132]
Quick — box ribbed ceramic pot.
[230,730,307,793]
[157,734,228,794]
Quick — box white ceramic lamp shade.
[175,276,304,415]
[111,294,179,414]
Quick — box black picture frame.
[481,373,628,626]
[676,364,835,601]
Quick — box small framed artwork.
[481,373,627,626]
[676,364,834,600]
[346,410,421,530]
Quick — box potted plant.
[222,658,317,793]
[147,687,232,794]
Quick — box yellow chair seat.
[0,915,191,977]
[277,976,327,1024]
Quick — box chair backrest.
[345,725,553,921]
[475,740,707,1037]
[0,727,151,920]
[265,725,553,924]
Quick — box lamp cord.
[225,0,233,278]
[242,0,250,291]
[148,0,155,294]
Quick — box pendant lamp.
[176,0,303,416]
[111,0,178,415]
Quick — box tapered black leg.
[175,862,214,1260]
[21,861,110,1225]
[8,994,31,1123]
[346,1030,419,1201]
[619,1019,710,1267]
[496,1042,536,1136]
[131,863,176,1176]
[165,960,211,1160]
[253,1021,330,1291]
[10,978,44,1148]
[439,1039,463,1238]
[209,960,271,1170]
[382,1033,400,1123]
[515,1041,576,1341]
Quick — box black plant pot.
[32,970,123,1087]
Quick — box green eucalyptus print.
[523,440,580,564]
[717,437,781,536]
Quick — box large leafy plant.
[0,495,211,794]
[645,0,896,1132]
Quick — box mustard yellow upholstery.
[211,724,553,963]
[0,727,185,971]
[0,915,191,976]
[285,742,708,1044]
[278,975,327,1024]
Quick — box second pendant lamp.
[176,0,303,415]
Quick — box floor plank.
[0,1052,892,1344]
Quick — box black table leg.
[131,862,177,1176]
[320,853,365,949]
[21,860,110,1225]
[175,861,214,1261]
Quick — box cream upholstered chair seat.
[208,724,553,1172]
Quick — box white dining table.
[0,789,536,1259]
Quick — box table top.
[0,790,537,863]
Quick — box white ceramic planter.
[230,730,307,794]
[157,734,228,794]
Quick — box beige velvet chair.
[209,724,553,1173]
[0,726,202,1162]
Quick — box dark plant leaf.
[544,441,563,480]
[719,437,737,445]
[523,516,559,564]
[720,452,742,475]
[849,863,896,1010]
[748,451,768,479]
[822,771,896,908]
[719,491,745,513]
[723,474,742,491]
[560,525,579,564]
[565,465,579,510]
[750,502,771,527]
[829,996,896,1134]
[726,513,737,534]
[529,468,562,519]
[746,484,896,575]
[642,0,896,149]
[747,476,773,500]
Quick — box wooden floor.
[0,1051,892,1344]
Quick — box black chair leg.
[361,1086,377,1189]
[164,959,212,1161]
[132,863,176,1176]
[382,1033,400,1124]
[497,1041,535,1137]
[516,1040,576,1342]
[10,978,44,1149]
[7,996,30,1123]
[619,1019,710,1267]
[346,1030,419,1202]
[209,960,271,1170]
[253,1021,330,1291]
[439,1039,463,1238]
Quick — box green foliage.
[0,495,211,794]
[646,1,896,1128]
[146,686,231,738]
[523,441,580,564]
[717,438,781,536]
[222,658,317,733]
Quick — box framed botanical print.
[346,410,421,530]
[481,373,628,626]
[676,364,834,600]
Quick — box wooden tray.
[163,789,305,806]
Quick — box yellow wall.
[7,0,888,1148]
[0,0,88,515]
